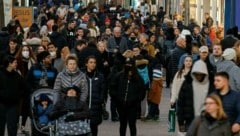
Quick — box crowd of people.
[0,0,240,136]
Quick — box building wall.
[236,0,240,29]
[185,0,223,26]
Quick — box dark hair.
[3,55,16,68]
[47,42,56,47]
[76,39,87,46]
[52,25,58,32]
[215,72,229,80]
[85,55,96,64]
[9,37,18,43]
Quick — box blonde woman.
[186,94,231,136]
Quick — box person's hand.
[232,123,240,133]
[179,125,185,132]
[103,61,108,66]
[64,115,75,122]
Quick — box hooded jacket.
[217,60,240,92]
[177,60,213,128]
[191,60,210,116]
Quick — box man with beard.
[208,44,223,73]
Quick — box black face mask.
[130,37,136,41]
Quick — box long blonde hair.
[206,94,227,120]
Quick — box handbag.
[56,112,91,136]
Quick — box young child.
[37,94,54,127]
[147,64,163,121]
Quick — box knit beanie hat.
[37,51,50,62]
[222,48,236,60]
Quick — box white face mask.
[50,51,56,58]
[22,51,30,58]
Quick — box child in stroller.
[30,88,59,136]
[37,94,54,127]
[48,86,91,136]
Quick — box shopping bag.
[168,107,176,132]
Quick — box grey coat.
[107,36,128,54]
[186,115,231,136]
[217,60,240,92]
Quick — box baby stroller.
[30,88,59,136]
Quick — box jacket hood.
[217,60,236,72]
[191,60,209,83]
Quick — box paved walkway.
[98,87,177,136]
[10,87,178,136]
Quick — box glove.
[64,115,75,122]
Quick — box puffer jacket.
[85,71,105,125]
[54,68,88,102]
[48,96,90,121]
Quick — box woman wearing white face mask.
[15,45,36,131]
[15,45,36,76]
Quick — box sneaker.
[153,117,160,122]
[141,116,153,121]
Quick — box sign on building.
[12,7,33,27]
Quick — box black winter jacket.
[109,71,146,107]
[0,68,26,105]
[85,71,105,125]
[49,96,90,121]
